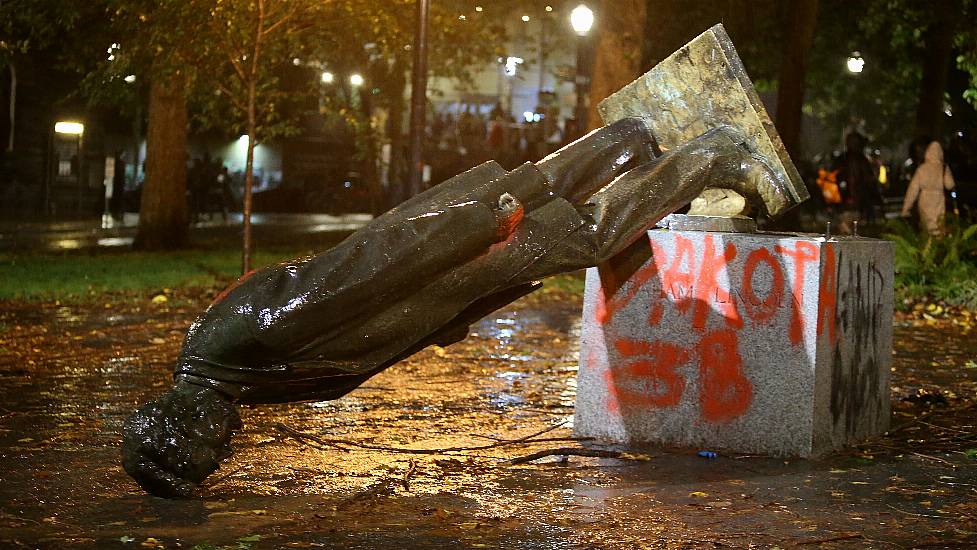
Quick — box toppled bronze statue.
[123,119,787,498]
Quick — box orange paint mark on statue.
[211,268,260,306]
[660,235,696,313]
[742,248,784,324]
[697,329,752,422]
[817,243,837,344]
[607,338,689,409]
[691,235,741,331]
[774,241,819,345]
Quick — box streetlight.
[51,121,86,213]
[349,73,364,86]
[408,0,430,200]
[846,51,864,74]
[570,4,594,35]
[321,71,334,83]
[54,121,84,135]
[570,4,594,137]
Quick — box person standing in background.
[901,141,956,237]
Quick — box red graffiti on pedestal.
[598,234,835,423]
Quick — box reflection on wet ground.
[1,287,976,548]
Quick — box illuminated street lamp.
[321,71,335,83]
[349,73,364,86]
[54,121,84,135]
[847,51,865,73]
[570,4,594,136]
[570,4,594,35]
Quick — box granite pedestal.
[574,229,894,457]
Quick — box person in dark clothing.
[122,119,788,498]
[833,132,881,228]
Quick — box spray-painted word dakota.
[594,233,836,423]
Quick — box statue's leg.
[535,117,658,206]
[513,126,784,282]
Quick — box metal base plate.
[656,214,757,233]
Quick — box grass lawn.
[1,234,589,303]
[0,245,319,301]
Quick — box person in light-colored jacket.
[901,141,956,236]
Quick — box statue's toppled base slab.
[574,229,894,457]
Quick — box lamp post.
[408,0,430,200]
[570,4,594,137]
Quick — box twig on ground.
[885,504,946,519]
[275,421,569,455]
[275,423,351,451]
[201,465,246,489]
[510,447,626,465]
[887,402,977,435]
[910,451,957,467]
[402,459,417,491]
[470,434,592,445]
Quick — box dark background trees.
[3,0,976,244]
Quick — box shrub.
[884,216,977,309]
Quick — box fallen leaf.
[689,491,708,498]
[619,452,653,461]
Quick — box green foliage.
[863,0,977,115]
[805,0,920,148]
[0,0,79,66]
[0,245,319,301]
[885,217,977,308]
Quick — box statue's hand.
[122,382,241,498]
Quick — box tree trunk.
[135,77,188,250]
[242,69,257,274]
[6,61,15,153]
[914,14,954,140]
[386,56,408,210]
[243,129,254,274]
[358,90,383,215]
[242,0,265,275]
[774,0,819,159]
[587,0,647,131]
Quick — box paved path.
[0,213,373,251]
[1,286,975,548]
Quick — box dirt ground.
[1,283,976,549]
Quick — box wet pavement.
[1,283,976,549]
[0,213,372,252]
